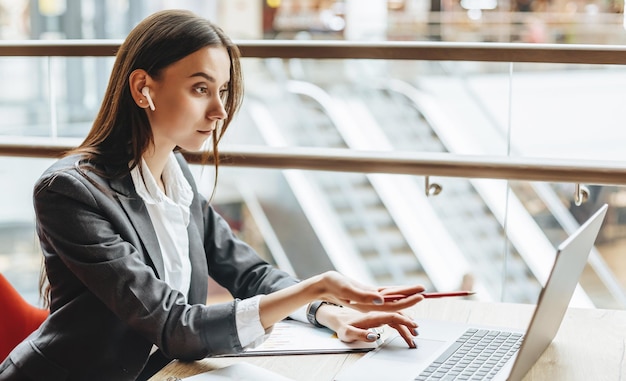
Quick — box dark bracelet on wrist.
[306,301,336,328]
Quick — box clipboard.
[215,319,382,357]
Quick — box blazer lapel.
[174,152,209,304]
[187,218,208,304]
[109,174,166,280]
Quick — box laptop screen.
[507,203,607,381]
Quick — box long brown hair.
[70,9,243,174]
[40,10,244,306]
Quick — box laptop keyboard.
[415,328,524,381]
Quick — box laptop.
[335,203,608,381]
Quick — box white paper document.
[181,362,294,380]
[217,319,380,356]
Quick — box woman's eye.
[219,89,228,97]
[194,86,208,94]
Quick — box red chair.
[0,273,49,361]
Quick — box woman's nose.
[207,97,227,120]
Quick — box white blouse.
[130,152,267,348]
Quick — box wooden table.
[150,299,626,381]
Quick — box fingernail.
[366,332,378,341]
[373,297,384,305]
[412,328,419,336]
[412,340,417,348]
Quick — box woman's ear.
[129,69,152,110]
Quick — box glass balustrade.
[1,45,625,311]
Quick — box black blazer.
[3,153,298,381]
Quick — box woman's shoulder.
[38,153,92,180]
[35,153,114,193]
[45,153,85,170]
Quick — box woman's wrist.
[310,302,344,330]
[306,301,329,327]
[258,273,327,328]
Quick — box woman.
[0,10,424,381]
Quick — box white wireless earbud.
[141,86,155,111]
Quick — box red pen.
[383,291,476,302]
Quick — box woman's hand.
[315,305,419,348]
[313,271,426,312]
[259,270,425,330]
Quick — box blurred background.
[1,0,625,311]
[2,0,626,42]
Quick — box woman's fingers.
[387,320,419,348]
[336,311,419,347]
[336,325,382,343]
[378,284,426,298]
[318,272,427,308]
[347,293,425,312]
[356,311,418,330]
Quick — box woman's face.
[146,46,230,154]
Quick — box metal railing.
[1,40,626,186]
[2,39,626,64]
[2,139,626,187]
